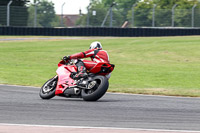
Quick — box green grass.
[0,36,200,97]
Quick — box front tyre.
[39,76,58,99]
[81,75,109,101]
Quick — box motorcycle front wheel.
[81,75,109,101]
[39,76,58,99]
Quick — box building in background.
[61,14,80,27]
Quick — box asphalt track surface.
[0,85,200,133]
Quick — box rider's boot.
[73,66,88,80]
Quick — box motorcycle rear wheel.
[81,75,109,101]
[39,76,57,99]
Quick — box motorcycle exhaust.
[64,87,80,96]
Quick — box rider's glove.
[63,56,70,61]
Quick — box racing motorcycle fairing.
[88,62,114,76]
[55,63,77,95]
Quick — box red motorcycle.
[39,59,114,101]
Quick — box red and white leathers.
[69,48,111,78]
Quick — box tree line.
[0,0,200,27]
[77,0,200,27]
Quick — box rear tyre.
[39,76,58,99]
[81,75,109,101]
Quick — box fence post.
[101,8,110,27]
[61,2,65,27]
[86,3,91,27]
[192,4,197,28]
[172,4,178,27]
[7,0,13,26]
[152,4,157,27]
[132,4,137,27]
[34,4,37,27]
[110,2,116,27]
[101,2,116,27]
[110,6,113,27]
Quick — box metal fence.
[130,8,200,28]
[0,6,28,26]
[0,5,200,28]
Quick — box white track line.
[0,123,199,133]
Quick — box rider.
[63,41,110,79]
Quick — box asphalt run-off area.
[0,85,200,133]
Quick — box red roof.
[57,14,80,27]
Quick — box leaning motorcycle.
[39,59,114,101]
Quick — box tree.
[194,6,200,27]
[28,0,59,27]
[0,0,29,26]
[78,0,200,27]
[0,0,29,6]
[100,0,138,26]
[77,0,131,27]
[103,0,138,20]
[127,0,200,27]
[126,0,154,27]
[155,0,199,27]
[153,0,199,27]
[76,2,109,27]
